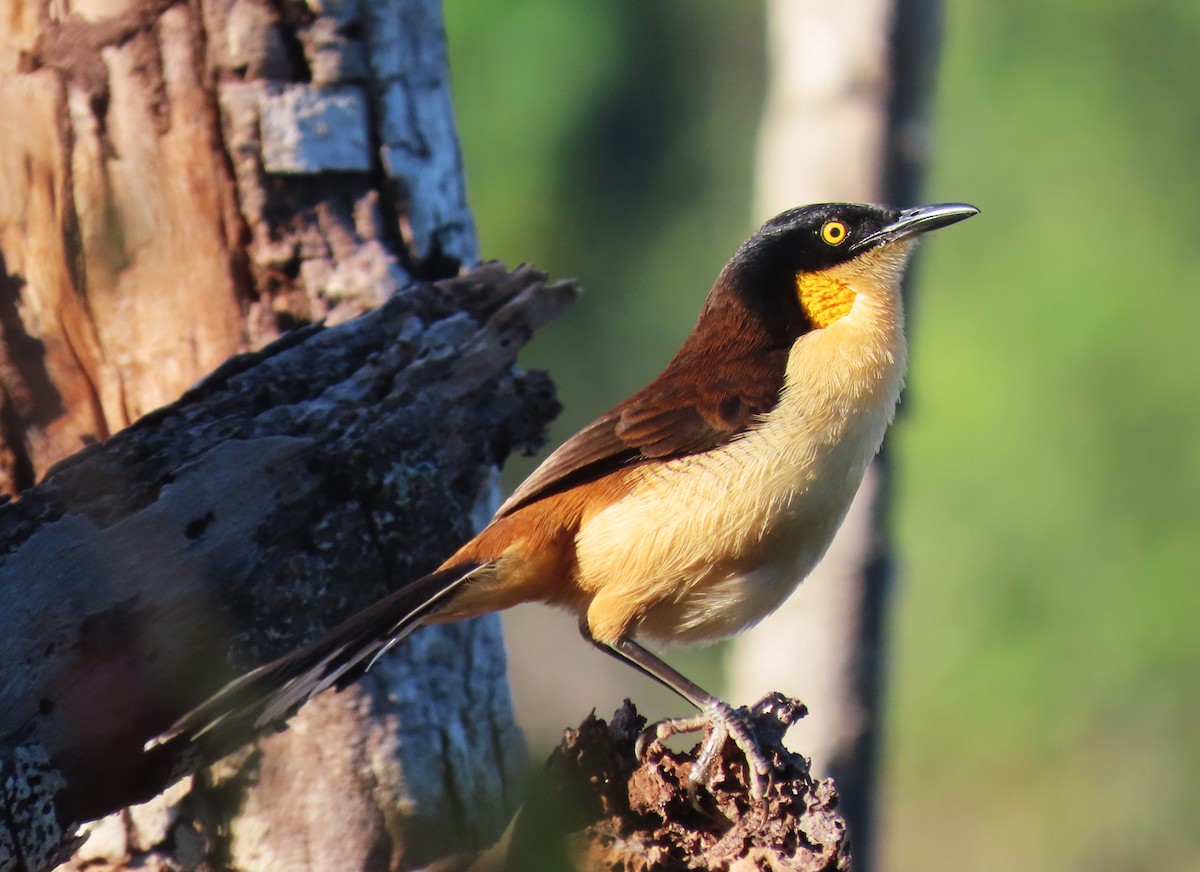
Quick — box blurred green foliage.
[445,1,1200,869]
[886,1,1200,869]
[446,1,765,452]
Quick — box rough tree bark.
[731,0,945,866]
[0,0,539,869]
[0,264,572,869]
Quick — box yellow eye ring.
[821,220,848,245]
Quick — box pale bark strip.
[732,0,943,866]
[0,0,542,868]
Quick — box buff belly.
[573,291,905,647]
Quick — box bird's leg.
[582,625,772,803]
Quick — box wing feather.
[497,347,789,517]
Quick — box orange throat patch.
[796,273,856,328]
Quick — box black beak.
[852,203,979,252]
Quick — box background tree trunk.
[0,0,537,868]
[730,0,944,866]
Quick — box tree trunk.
[731,0,944,866]
[0,1,541,868]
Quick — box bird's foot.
[636,699,774,805]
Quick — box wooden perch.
[0,263,577,870]
[494,698,851,871]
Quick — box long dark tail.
[149,561,490,750]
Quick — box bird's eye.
[821,220,848,246]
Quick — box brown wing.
[496,348,789,517]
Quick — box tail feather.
[148,561,490,750]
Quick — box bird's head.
[703,202,979,346]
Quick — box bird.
[151,201,978,801]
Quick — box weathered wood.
[0,263,575,869]
[504,699,850,871]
